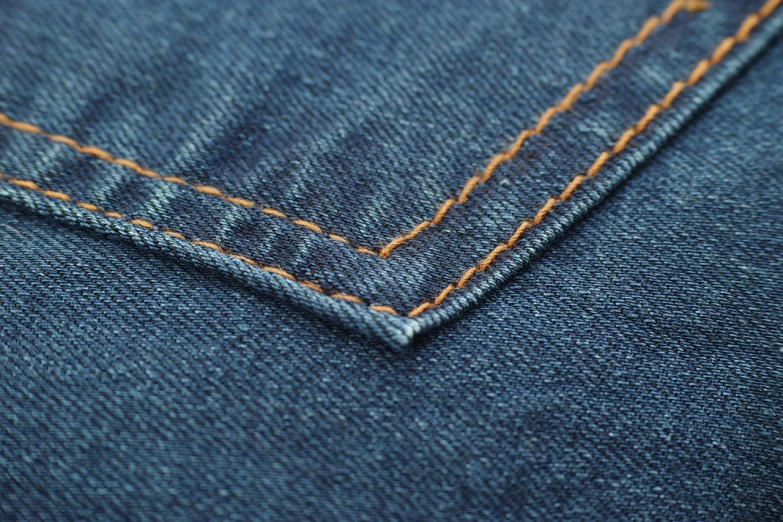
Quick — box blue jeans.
[2,0,782,519]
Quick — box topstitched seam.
[377,0,709,257]
[0,0,706,258]
[0,112,377,257]
[1,0,778,319]
[0,172,397,315]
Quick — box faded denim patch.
[1,0,782,347]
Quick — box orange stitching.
[0,0,776,321]
[0,171,394,313]
[377,0,709,257]
[369,305,399,314]
[406,0,780,316]
[0,0,706,261]
[0,112,375,256]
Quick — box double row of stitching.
[0,0,706,259]
[0,172,398,315]
[408,0,782,316]
[377,0,709,257]
[0,112,378,257]
[1,0,778,317]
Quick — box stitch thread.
[0,112,377,256]
[0,0,777,320]
[0,0,706,260]
[406,0,781,317]
[0,171,399,314]
[377,0,709,257]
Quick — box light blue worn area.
[2,1,782,345]
[1,12,782,517]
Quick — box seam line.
[377,0,708,257]
[405,0,781,316]
[0,0,705,259]
[0,172,397,315]
[0,112,378,257]
[0,0,777,318]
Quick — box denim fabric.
[2,16,783,518]
[1,1,782,346]
[2,0,783,520]
[0,29,783,521]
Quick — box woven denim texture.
[2,27,782,519]
[1,0,782,345]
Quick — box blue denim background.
[2,0,783,519]
[2,22,783,519]
[2,1,782,345]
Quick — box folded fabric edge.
[0,187,423,349]
[405,5,783,344]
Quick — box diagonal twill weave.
[0,0,779,318]
[0,0,708,258]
